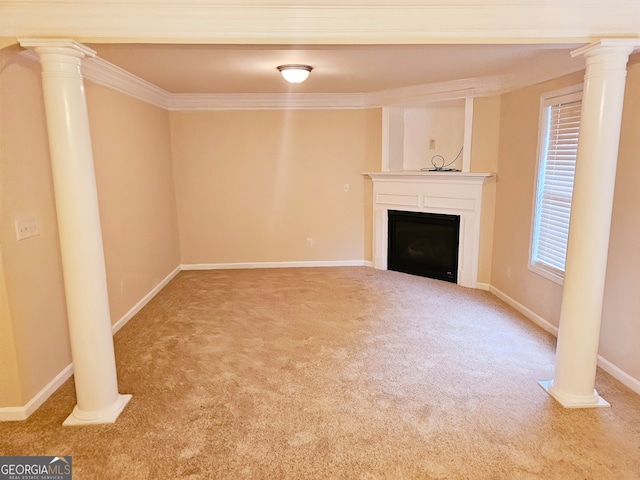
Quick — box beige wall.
[0,47,21,407]
[0,251,24,407]
[491,71,585,325]
[600,57,640,382]
[363,108,382,262]
[0,51,71,406]
[86,83,181,322]
[170,109,381,265]
[470,96,501,285]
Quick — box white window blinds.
[530,87,582,282]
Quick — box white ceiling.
[88,43,585,95]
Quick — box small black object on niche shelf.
[421,145,463,172]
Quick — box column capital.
[18,38,96,59]
[571,38,640,59]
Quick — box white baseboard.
[111,265,181,335]
[476,282,491,291]
[488,285,559,336]
[488,284,640,396]
[182,260,369,270]
[0,265,181,422]
[0,363,73,421]
[597,354,640,396]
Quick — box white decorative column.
[540,39,639,408]
[19,39,131,425]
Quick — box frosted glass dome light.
[277,64,313,83]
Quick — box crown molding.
[497,48,587,94]
[81,56,169,109]
[2,2,640,43]
[20,46,584,111]
[19,49,170,108]
[7,2,638,109]
[18,46,590,110]
[368,77,503,107]
[167,93,370,111]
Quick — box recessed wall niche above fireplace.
[388,210,460,283]
[366,171,492,288]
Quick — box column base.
[539,380,610,408]
[63,394,132,426]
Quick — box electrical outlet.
[15,216,41,241]
[306,238,313,247]
[343,183,350,192]
[429,139,436,150]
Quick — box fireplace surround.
[387,210,461,283]
[366,171,492,288]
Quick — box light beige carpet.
[1,267,639,479]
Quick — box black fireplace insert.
[387,210,460,283]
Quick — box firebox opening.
[387,210,460,283]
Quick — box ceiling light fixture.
[277,64,313,84]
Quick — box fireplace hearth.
[388,210,460,283]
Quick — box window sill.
[528,263,564,286]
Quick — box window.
[530,85,583,284]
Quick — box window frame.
[528,84,583,285]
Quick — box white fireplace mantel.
[366,171,493,288]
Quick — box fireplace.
[366,171,492,288]
[388,210,460,283]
